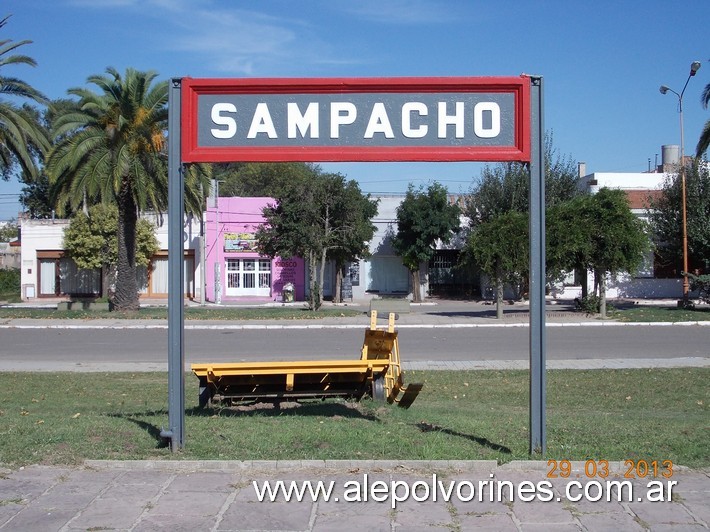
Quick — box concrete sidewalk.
[0,460,708,531]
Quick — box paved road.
[2,322,708,364]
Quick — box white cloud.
[62,0,367,75]
[153,6,340,75]
[333,0,457,24]
[67,0,141,7]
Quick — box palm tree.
[697,82,710,158]
[47,67,170,311]
[0,15,49,180]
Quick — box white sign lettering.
[208,100,502,141]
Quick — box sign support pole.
[169,75,534,452]
[528,75,546,455]
[164,77,185,451]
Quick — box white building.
[20,215,202,301]
[323,194,470,302]
[570,158,684,300]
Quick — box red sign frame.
[181,76,530,163]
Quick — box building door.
[226,258,271,297]
[39,259,58,296]
[367,256,409,294]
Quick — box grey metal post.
[528,76,546,455]
[164,77,185,451]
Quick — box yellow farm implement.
[191,311,423,408]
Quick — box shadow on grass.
[107,412,170,449]
[414,421,512,454]
[186,400,381,421]
[107,401,380,448]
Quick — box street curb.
[80,459,505,472]
[1,357,707,373]
[82,459,697,473]
[1,321,709,330]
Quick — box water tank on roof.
[661,145,680,166]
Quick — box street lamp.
[660,60,701,307]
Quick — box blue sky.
[1,0,708,220]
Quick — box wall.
[19,219,68,299]
[204,197,305,302]
[352,195,412,300]
[569,170,691,300]
[20,215,202,301]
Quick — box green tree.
[464,131,581,304]
[568,188,649,317]
[466,132,580,227]
[392,182,460,303]
[647,161,710,278]
[546,199,593,295]
[18,100,79,219]
[0,15,49,181]
[327,180,378,303]
[465,210,528,318]
[256,170,377,310]
[696,81,710,158]
[63,204,158,298]
[0,219,18,241]
[46,68,169,311]
[215,162,316,197]
[20,172,54,218]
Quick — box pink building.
[205,197,305,302]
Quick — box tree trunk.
[580,269,588,299]
[411,268,422,303]
[318,247,327,307]
[307,250,321,311]
[101,265,111,300]
[113,181,139,311]
[495,263,504,320]
[333,263,342,304]
[598,271,607,319]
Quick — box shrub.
[687,272,710,304]
[574,294,602,314]
[0,268,20,295]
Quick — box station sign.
[181,76,530,163]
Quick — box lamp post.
[660,60,701,306]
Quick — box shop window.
[225,257,271,297]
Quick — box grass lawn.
[609,305,710,322]
[0,305,363,321]
[0,291,21,304]
[1,369,707,468]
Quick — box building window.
[137,251,195,298]
[259,259,272,288]
[225,257,271,297]
[37,254,100,297]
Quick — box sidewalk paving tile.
[313,501,392,532]
[393,500,456,528]
[576,511,646,531]
[458,513,519,531]
[219,499,314,530]
[628,499,700,527]
[65,496,149,530]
